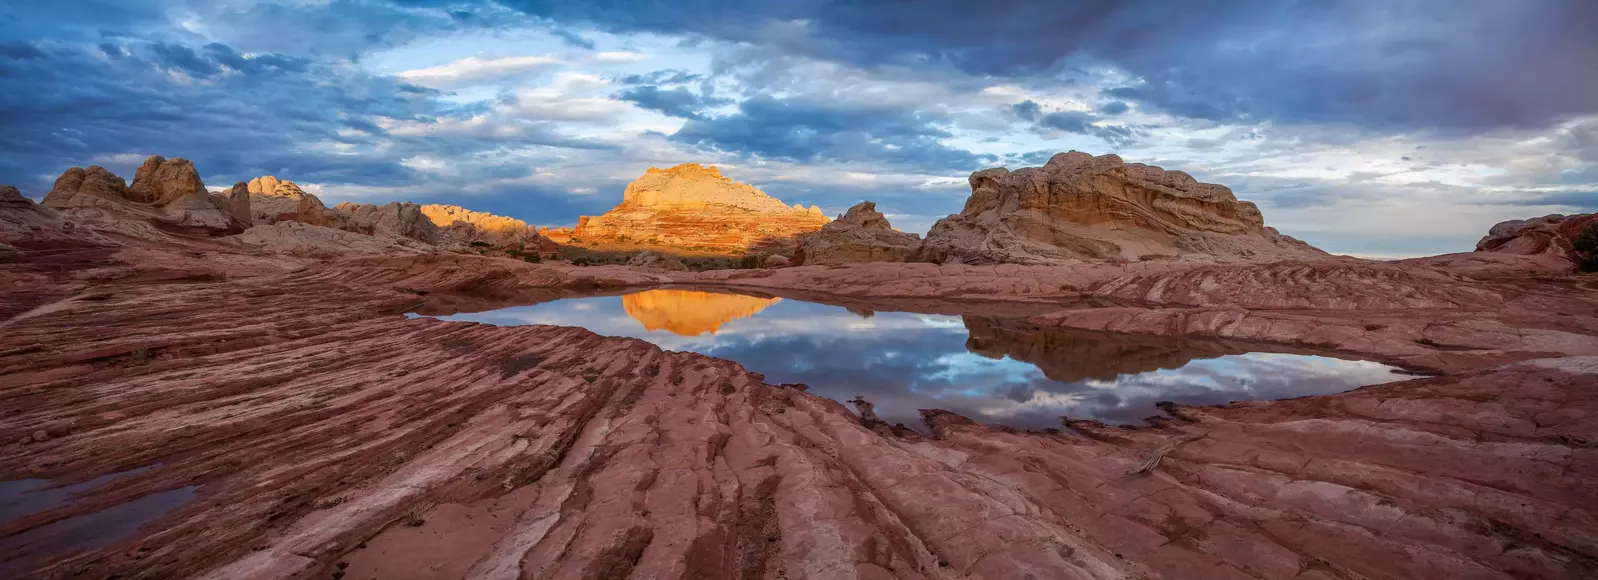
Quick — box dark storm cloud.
[1010,100,1143,147]
[671,95,990,172]
[0,37,470,193]
[481,0,1598,133]
[614,85,725,120]
[1098,101,1128,116]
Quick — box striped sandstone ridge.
[917,152,1325,265]
[574,164,829,253]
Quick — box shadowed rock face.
[38,156,243,236]
[248,176,337,228]
[963,316,1235,383]
[574,164,829,254]
[917,151,1325,265]
[794,201,921,265]
[334,201,440,245]
[626,250,688,271]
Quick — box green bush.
[505,249,542,263]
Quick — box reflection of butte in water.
[620,289,781,336]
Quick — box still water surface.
[420,289,1405,429]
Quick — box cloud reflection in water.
[423,289,1405,429]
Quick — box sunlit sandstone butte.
[573,164,829,254]
[620,289,781,335]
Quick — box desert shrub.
[469,240,493,247]
[1574,222,1598,273]
[739,254,764,269]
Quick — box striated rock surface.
[794,201,921,265]
[0,185,79,249]
[917,151,1324,264]
[625,250,688,271]
[40,157,243,236]
[247,176,339,229]
[573,164,829,253]
[620,288,781,335]
[231,221,430,257]
[1475,212,1598,272]
[334,201,440,245]
[421,204,532,242]
[0,249,1595,579]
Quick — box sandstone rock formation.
[620,289,781,335]
[334,201,440,244]
[247,176,339,228]
[420,204,532,242]
[0,185,78,249]
[794,201,921,265]
[231,221,429,257]
[40,156,243,236]
[917,151,1323,264]
[625,250,688,271]
[210,182,252,229]
[763,254,791,268]
[1475,212,1598,272]
[573,164,828,254]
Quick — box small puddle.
[413,288,1408,429]
[0,467,196,576]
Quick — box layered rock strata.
[39,156,244,236]
[247,176,339,228]
[1474,212,1598,272]
[917,151,1324,264]
[574,164,829,253]
[0,251,1595,579]
[794,201,921,265]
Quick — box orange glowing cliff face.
[620,289,780,336]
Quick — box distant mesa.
[916,151,1325,265]
[621,289,781,336]
[573,164,829,255]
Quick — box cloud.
[397,54,561,86]
[614,85,722,120]
[484,0,1598,133]
[1011,100,1143,147]
[671,95,988,172]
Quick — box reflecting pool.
[417,289,1407,429]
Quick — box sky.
[2,1,1595,256]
